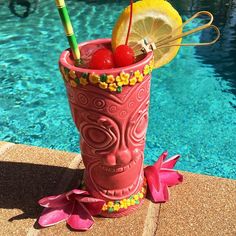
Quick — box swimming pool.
[0,0,235,179]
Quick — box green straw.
[55,0,81,66]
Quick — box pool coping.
[0,141,235,235]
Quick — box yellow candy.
[79,77,88,86]
[99,82,108,89]
[120,199,126,205]
[134,194,139,201]
[130,76,137,86]
[137,74,144,83]
[134,70,141,78]
[139,193,144,199]
[143,65,150,75]
[149,59,154,71]
[114,204,120,211]
[116,76,123,86]
[120,71,130,81]
[126,199,131,207]
[109,83,117,92]
[107,201,114,208]
[69,80,77,88]
[69,70,77,79]
[89,73,100,84]
[131,199,136,206]
[102,204,108,211]
[107,75,115,83]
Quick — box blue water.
[0,0,235,179]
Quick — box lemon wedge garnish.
[112,0,182,68]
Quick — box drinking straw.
[55,0,81,66]
[125,0,133,45]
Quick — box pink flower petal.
[154,151,167,171]
[148,182,169,203]
[160,169,183,186]
[77,197,105,216]
[144,165,160,191]
[66,189,89,200]
[38,193,68,208]
[162,155,180,169]
[67,203,94,231]
[38,203,73,227]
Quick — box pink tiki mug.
[59,39,153,217]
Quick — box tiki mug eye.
[79,116,119,152]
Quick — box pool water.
[0,0,235,179]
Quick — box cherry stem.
[125,0,133,45]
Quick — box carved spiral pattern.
[120,110,128,117]
[137,87,145,101]
[93,97,106,109]
[78,93,89,105]
[108,105,118,113]
[130,110,149,144]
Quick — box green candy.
[75,78,80,84]
[117,86,122,93]
[100,74,107,82]
[108,207,114,213]
[82,73,88,78]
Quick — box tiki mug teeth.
[59,38,153,217]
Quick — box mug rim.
[59,38,153,74]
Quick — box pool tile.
[0,144,84,236]
[156,172,236,236]
[0,143,235,235]
[1,143,81,166]
[0,141,15,159]
[38,200,159,236]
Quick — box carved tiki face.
[66,77,150,199]
[59,38,153,216]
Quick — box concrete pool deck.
[0,141,235,236]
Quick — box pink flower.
[144,151,183,203]
[38,189,105,231]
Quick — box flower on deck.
[38,189,105,231]
[89,73,100,84]
[144,151,183,203]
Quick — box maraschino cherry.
[89,48,114,69]
[114,44,135,67]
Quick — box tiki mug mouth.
[86,149,144,200]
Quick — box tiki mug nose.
[116,148,132,165]
[103,148,132,166]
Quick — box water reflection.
[170,0,236,96]
[8,0,39,18]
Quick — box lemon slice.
[112,0,182,68]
